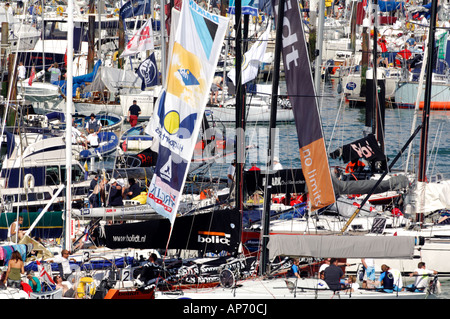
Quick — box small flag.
[227,23,270,85]
[119,0,152,20]
[37,260,55,286]
[28,66,36,86]
[136,52,159,90]
[120,18,155,58]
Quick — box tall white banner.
[146,0,229,224]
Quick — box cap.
[109,178,117,184]
[90,113,95,118]
[273,156,279,163]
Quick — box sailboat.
[157,0,439,299]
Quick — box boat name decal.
[197,231,231,245]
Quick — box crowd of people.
[87,174,143,208]
[288,257,439,294]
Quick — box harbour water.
[207,78,450,180]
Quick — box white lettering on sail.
[303,149,323,207]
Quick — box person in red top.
[396,44,412,69]
[249,162,260,171]
[377,35,389,67]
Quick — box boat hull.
[394,81,450,109]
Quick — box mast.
[314,0,324,94]
[64,0,74,251]
[260,0,284,276]
[416,0,438,222]
[234,0,245,213]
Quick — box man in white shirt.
[72,123,87,146]
[18,61,26,80]
[86,129,99,149]
[46,249,77,282]
[273,156,283,170]
[409,262,437,291]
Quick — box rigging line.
[428,122,443,177]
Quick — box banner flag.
[146,0,229,224]
[119,0,152,20]
[273,0,335,211]
[227,22,270,85]
[120,18,155,58]
[136,52,159,90]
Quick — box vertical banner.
[273,0,335,211]
[146,0,229,224]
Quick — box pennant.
[119,0,152,20]
[136,52,159,90]
[273,0,335,211]
[437,31,448,60]
[227,22,270,85]
[146,0,229,224]
[28,66,36,86]
[120,18,155,58]
[37,260,55,286]
[228,0,258,16]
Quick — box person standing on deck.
[85,113,102,135]
[127,100,141,127]
[48,63,61,83]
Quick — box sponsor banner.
[243,168,306,195]
[273,0,335,211]
[146,0,229,223]
[104,209,241,253]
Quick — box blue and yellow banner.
[146,0,229,224]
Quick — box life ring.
[24,174,35,189]
[56,6,64,15]
[114,8,119,16]
[77,277,96,298]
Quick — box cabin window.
[61,165,84,183]
[5,195,16,202]
[20,194,27,201]
[72,165,84,182]
[45,166,60,186]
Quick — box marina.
[0,0,449,304]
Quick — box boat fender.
[77,277,96,298]
[435,280,442,294]
[24,174,35,189]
